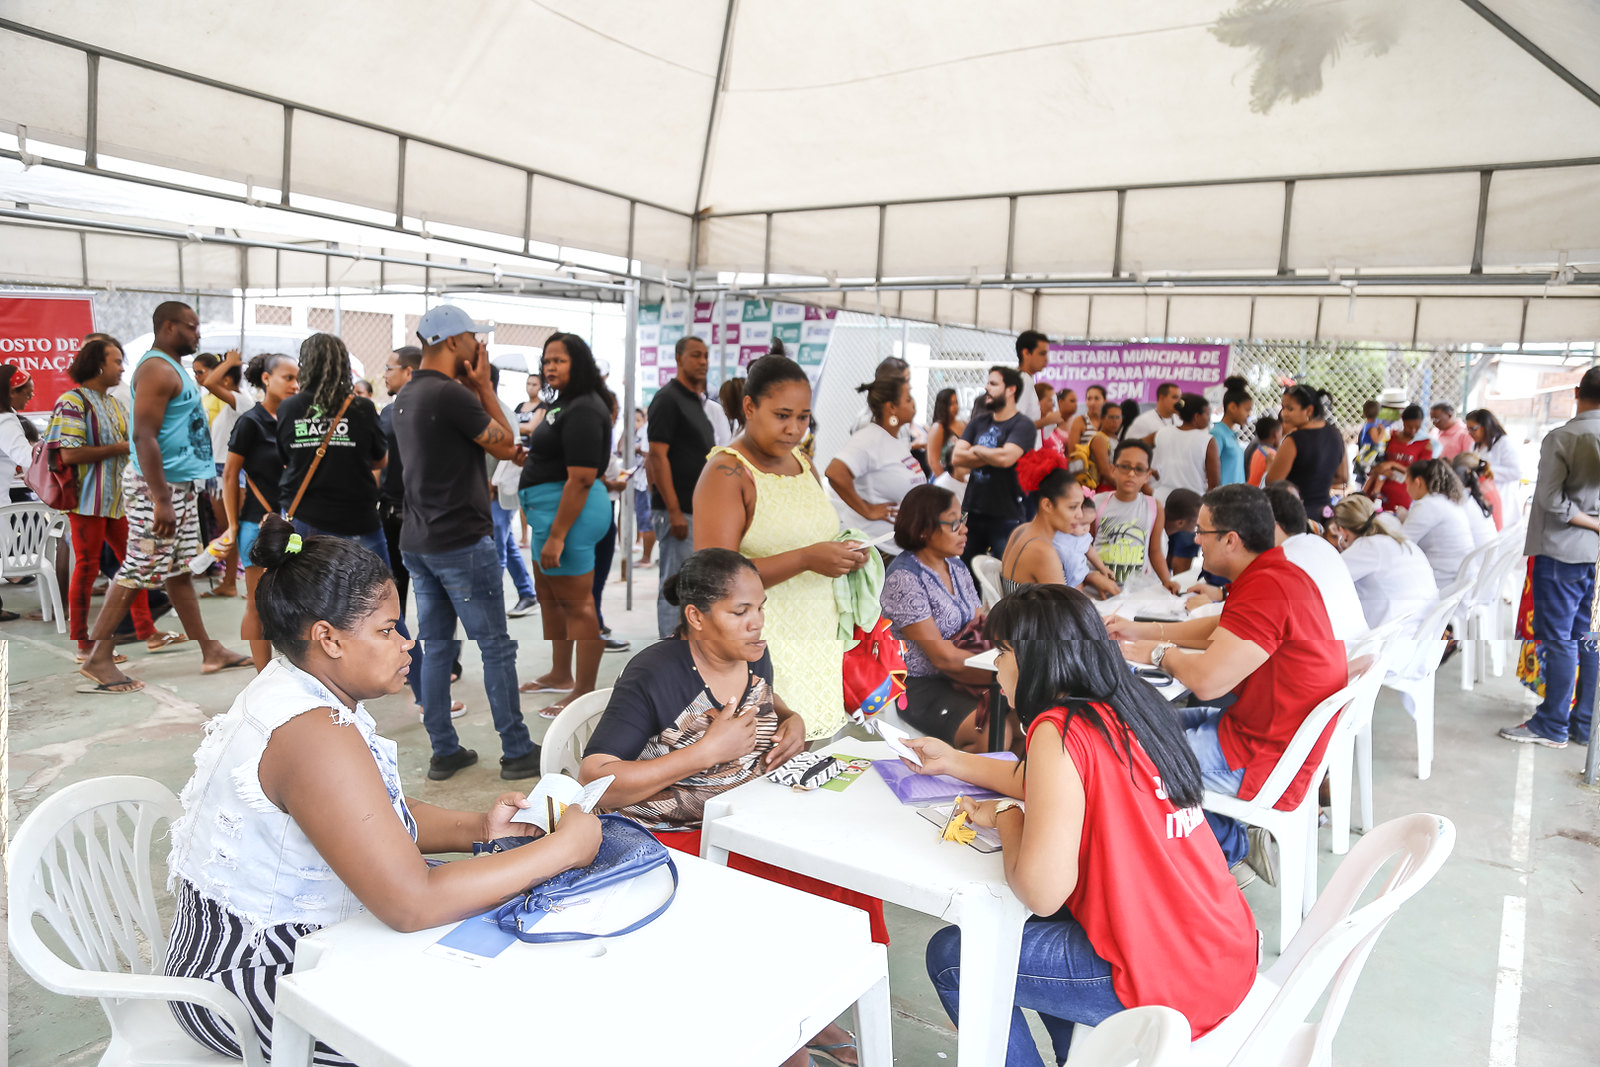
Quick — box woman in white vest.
[1146,392,1220,502]
[163,514,601,1065]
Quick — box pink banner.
[1037,343,1230,404]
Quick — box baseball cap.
[417,305,491,346]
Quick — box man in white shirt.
[1015,329,1056,432]
[1126,382,1183,441]
[1264,485,1367,640]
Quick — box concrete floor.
[5,559,1599,1066]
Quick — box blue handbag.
[481,814,679,943]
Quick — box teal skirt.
[519,480,612,576]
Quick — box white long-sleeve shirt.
[1402,494,1475,587]
[0,412,33,498]
[1338,522,1439,629]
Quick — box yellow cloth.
[941,805,977,845]
[713,445,846,739]
[201,392,224,425]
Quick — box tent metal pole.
[1111,190,1126,278]
[1471,170,1492,274]
[622,277,639,611]
[395,138,407,227]
[280,106,293,205]
[1276,180,1295,276]
[1457,0,1600,109]
[84,52,98,168]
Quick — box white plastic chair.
[8,776,267,1067]
[1322,653,1390,856]
[1203,671,1368,954]
[1458,533,1525,689]
[1381,581,1471,781]
[539,687,614,777]
[1190,813,1456,1067]
[970,555,1003,610]
[1066,1005,1192,1066]
[0,501,68,632]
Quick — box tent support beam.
[1276,180,1295,276]
[1457,0,1600,109]
[692,0,740,217]
[280,105,294,206]
[1471,170,1492,274]
[723,272,1600,295]
[1111,190,1126,278]
[83,52,98,168]
[395,138,407,227]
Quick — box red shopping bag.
[842,617,907,721]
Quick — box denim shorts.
[520,479,612,576]
[237,520,261,567]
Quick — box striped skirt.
[164,879,353,1066]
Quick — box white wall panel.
[698,214,766,275]
[0,223,83,285]
[1167,295,1253,339]
[1035,294,1090,338]
[528,175,632,260]
[1318,296,1417,342]
[881,199,1009,279]
[1249,296,1321,339]
[1122,184,1283,274]
[98,60,282,187]
[1523,297,1600,342]
[1414,298,1524,344]
[768,208,878,280]
[631,204,692,272]
[1482,165,1600,269]
[1289,173,1480,272]
[1088,294,1167,340]
[0,32,88,147]
[289,112,400,216]
[1011,192,1119,277]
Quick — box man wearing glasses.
[1107,483,1346,887]
[951,365,1037,563]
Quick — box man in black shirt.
[392,305,538,781]
[953,364,1037,563]
[645,335,716,638]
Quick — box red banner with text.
[0,293,97,414]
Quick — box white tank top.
[1152,427,1213,496]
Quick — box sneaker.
[599,625,612,638]
[1498,723,1567,748]
[1245,826,1279,888]
[1230,860,1257,891]
[604,637,631,653]
[507,596,538,618]
[427,747,479,781]
[500,748,542,780]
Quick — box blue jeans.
[1180,706,1249,867]
[927,917,1126,1067]
[287,518,388,561]
[653,510,695,639]
[490,499,536,600]
[1525,555,1597,744]
[401,538,533,762]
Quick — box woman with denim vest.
[163,514,601,1065]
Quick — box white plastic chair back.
[1194,814,1456,1067]
[1235,676,1359,812]
[540,687,614,778]
[1388,582,1470,682]
[1452,538,1497,587]
[1330,653,1388,748]
[970,555,1003,610]
[8,776,266,1066]
[1065,1005,1191,1066]
[0,501,68,630]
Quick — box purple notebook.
[872,752,1020,806]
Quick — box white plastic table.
[963,646,1193,704]
[270,851,891,1067]
[700,737,1030,1067]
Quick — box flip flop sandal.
[538,702,569,719]
[75,653,129,665]
[0,610,20,622]
[519,681,574,694]
[145,632,191,653]
[198,587,238,599]
[76,669,143,695]
[807,1032,858,1067]
[201,655,254,674]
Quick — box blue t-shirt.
[1211,421,1245,486]
[128,350,214,483]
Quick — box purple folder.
[872,752,1020,805]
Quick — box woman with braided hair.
[273,332,388,557]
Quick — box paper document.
[855,530,896,549]
[510,773,614,833]
[873,719,923,765]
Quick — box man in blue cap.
[392,305,539,780]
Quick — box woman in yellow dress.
[694,356,871,739]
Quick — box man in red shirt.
[1110,484,1347,885]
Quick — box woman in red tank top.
[906,585,1257,1064]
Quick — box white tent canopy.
[2,0,1598,341]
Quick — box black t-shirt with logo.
[960,411,1037,521]
[519,390,612,489]
[274,393,386,534]
[646,378,715,513]
[391,370,493,555]
[226,404,284,524]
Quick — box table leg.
[269,1012,315,1067]
[986,678,1007,752]
[852,961,894,1067]
[953,888,1029,1067]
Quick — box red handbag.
[26,438,78,511]
[841,616,907,721]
